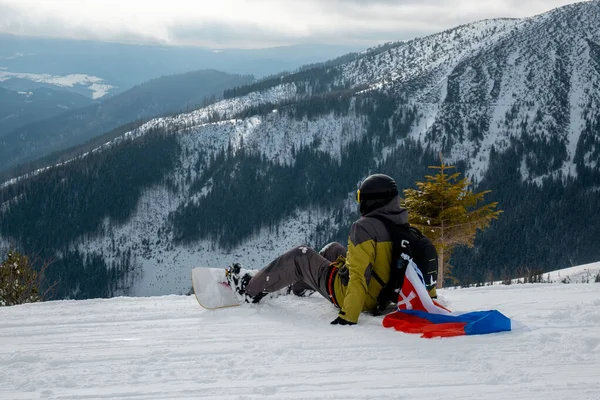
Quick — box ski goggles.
[356,189,397,203]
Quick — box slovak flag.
[382,259,511,338]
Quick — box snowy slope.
[2,1,600,299]
[429,1,600,181]
[474,261,600,287]
[339,19,520,95]
[524,260,600,284]
[1,280,599,399]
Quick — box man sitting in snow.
[225,173,437,325]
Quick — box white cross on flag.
[396,260,451,315]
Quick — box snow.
[533,261,600,284]
[0,71,114,98]
[562,37,595,180]
[87,83,114,100]
[1,277,599,399]
[339,19,519,95]
[476,261,600,287]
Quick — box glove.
[330,316,356,325]
[427,285,437,299]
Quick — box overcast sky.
[0,0,589,48]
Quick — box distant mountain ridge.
[1,1,599,299]
[0,86,92,137]
[0,33,364,93]
[0,69,254,174]
[0,70,114,99]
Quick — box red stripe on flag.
[382,312,467,338]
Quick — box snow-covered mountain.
[73,0,600,183]
[1,1,599,299]
[0,70,253,175]
[0,69,116,99]
[1,264,599,400]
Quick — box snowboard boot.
[225,263,267,304]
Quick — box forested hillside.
[1,1,599,298]
[0,70,253,174]
[0,87,92,136]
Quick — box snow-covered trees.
[402,159,502,288]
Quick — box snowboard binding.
[225,263,266,304]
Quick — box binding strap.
[327,264,339,307]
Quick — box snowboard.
[191,267,241,309]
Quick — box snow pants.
[246,242,346,301]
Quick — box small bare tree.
[0,250,54,307]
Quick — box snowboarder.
[225,173,437,325]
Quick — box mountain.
[1,1,599,299]
[0,86,92,136]
[0,70,115,99]
[0,33,364,95]
[1,265,599,399]
[0,69,254,175]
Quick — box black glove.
[330,316,356,325]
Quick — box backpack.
[368,215,438,314]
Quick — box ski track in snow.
[1,283,599,400]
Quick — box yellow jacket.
[333,196,408,323]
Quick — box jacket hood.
[363,195,408,225]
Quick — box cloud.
[0,0,165,45]
[0,0,588,48]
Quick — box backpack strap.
[406,225,439,295]
[367,215,413,314]
[368,215,439,310]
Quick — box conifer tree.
[0,250,53,306]
[402,157,502,288]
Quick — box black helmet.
[357,174,398,215]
